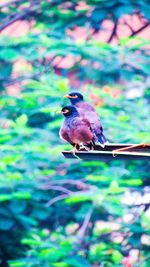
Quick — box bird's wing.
[80,118,91,128]
[77,102,107,145]
[77,102,95,112]
[77,102,103,133]
[72,117,94,144]
[73,117,91,129]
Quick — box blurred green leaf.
[0,1,149,266]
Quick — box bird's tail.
[95,132,108,148]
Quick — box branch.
[132,202,150,211]
[2,61,54,85]
[45,179,90,190]
[45,194,68,207]
[0,0,24,8]
[0,0,70,32]
[45,190,93,207]
[107,20,118,43]
[40,185,72,194]
[130,22,150,37]
[77,207,93,240]
[123,19,134,33]
[0,3,40,32]
[0,11,27,32]
[2,72,42,85]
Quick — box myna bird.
[57,106,95,154]
[64,92,108,147]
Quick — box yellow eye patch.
[63,109,69,114]
[70,95,78,99]
[64,94,78,99]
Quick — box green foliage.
[0,0,150,267]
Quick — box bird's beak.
[64,94,78,99]
[64,94,70,98]
[56,110,63,114]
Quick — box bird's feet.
[70,144,80,158]
[79,143,90,151]
[71,146,78,156]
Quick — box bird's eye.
[63,109,69,114]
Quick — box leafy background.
[0,0,150,266]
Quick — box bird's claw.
[79,144,90,151]
[71,147,78,156]
[70,145,80,159]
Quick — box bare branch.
[2,61,54,86]
[0,0,24,8]
[40,185,72,194]
[130,22,150,37]
[0,3,40,32]
[0,11,27,32]
[45,190,93,207]
[123,19,134,33]
[45,194,68,207]
[107,20,118,43]
[77,207,93,240]
[46,179,90,190]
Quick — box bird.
[64,92,108,147]
[57,105,95,154]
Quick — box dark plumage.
[64,92,108,147]
[57,106,94,152]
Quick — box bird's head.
[57,106,79,118]
[64,92,84,105]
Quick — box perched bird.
[64,92,108,147]
[57,106,95,154]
